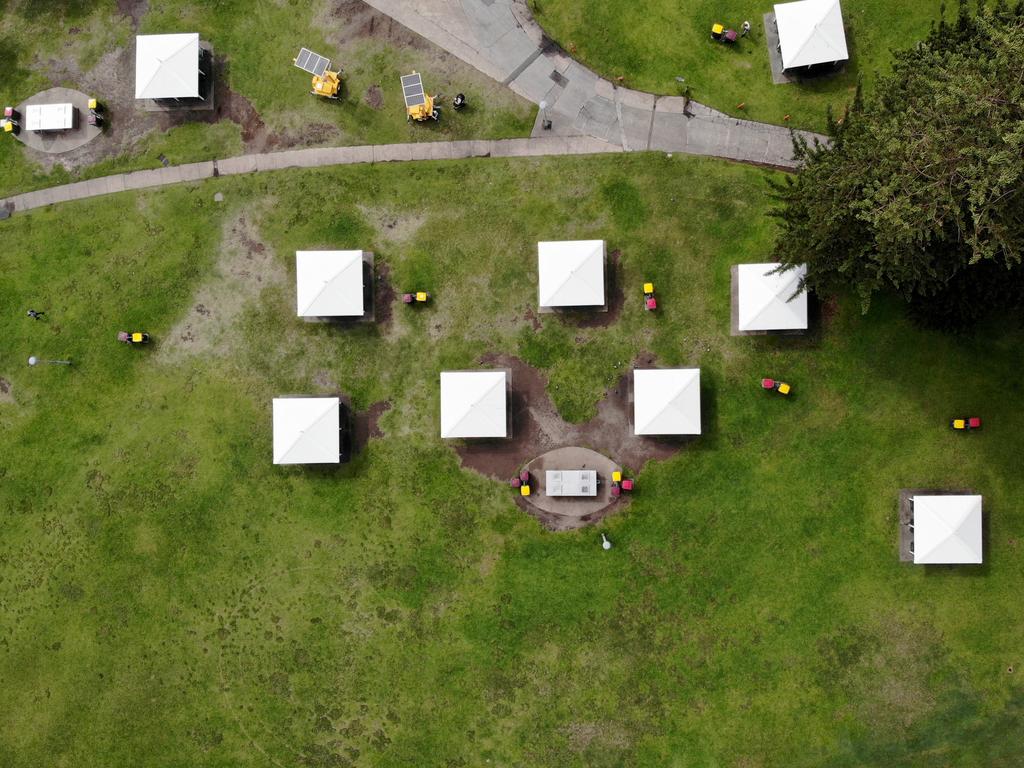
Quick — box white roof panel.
[440,371,508,439]
[537,240,606,307]
[774,0,849,69]
[273,397,340,465]
[737,263,809,332]
[296,250,366,317]
[633,368,702,436]
[913,495,983,564]
[135,33,201,99]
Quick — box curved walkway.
[363,0,826,164]
[0,135,619,215]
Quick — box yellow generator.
[401,72,440,121]
[294,47,341,99]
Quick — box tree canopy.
[771,2,1024,324]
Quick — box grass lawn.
[0,0,535,199]
[531,0,945,131]
[2,154,1023,766]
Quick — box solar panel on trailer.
[401,73,427,107]
[295,47,330,76]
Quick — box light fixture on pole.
[28,355,72,366]
[539,100,551,130]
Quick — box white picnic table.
[26,103,76,131]
[546,470,598,497]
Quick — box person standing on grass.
[26,309,44,320]
[741,20,751,37]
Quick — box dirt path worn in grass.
[158,208,286,361]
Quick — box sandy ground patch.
[564,721,631,751]
[158,206,286,361]
[357,205,427,245]
[312,370,340,392]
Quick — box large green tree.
[771,2,1024,325]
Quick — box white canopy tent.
[774,0,849,70]
[737,263,809,332]
[295,250,366,318]
[537,240,606,308]
[135,33,202,100]
[272,397,341,465]
[440,371,508,439]
[912,495,983,564]
[633,368,702,436]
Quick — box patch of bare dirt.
[312,370,340,392]
[352,400,391,454]
[522,309,543,331]
[0,377,14,405]
[363,84,384,110]
[358,206,427,245]
[455,353,687,523]
[116,0,149,28]
[159,208,286,361]
[325,0,433,50]
[820,294,839,326]
[565,722,630,751]
[374,261,396,330]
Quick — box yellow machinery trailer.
[294,47,341,99]
[401,72,440,121]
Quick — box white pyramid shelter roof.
[440,371,508,438]
[913,495,983,564]
[135,34,201,99]
[296,251,365,317]
[272,397,340,465]
[538,240,606,307]
[774,0,849,69]
[737,263,809,332]
[633,368,701,436]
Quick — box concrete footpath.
[362,0,826,165]
[0,135,620,216]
